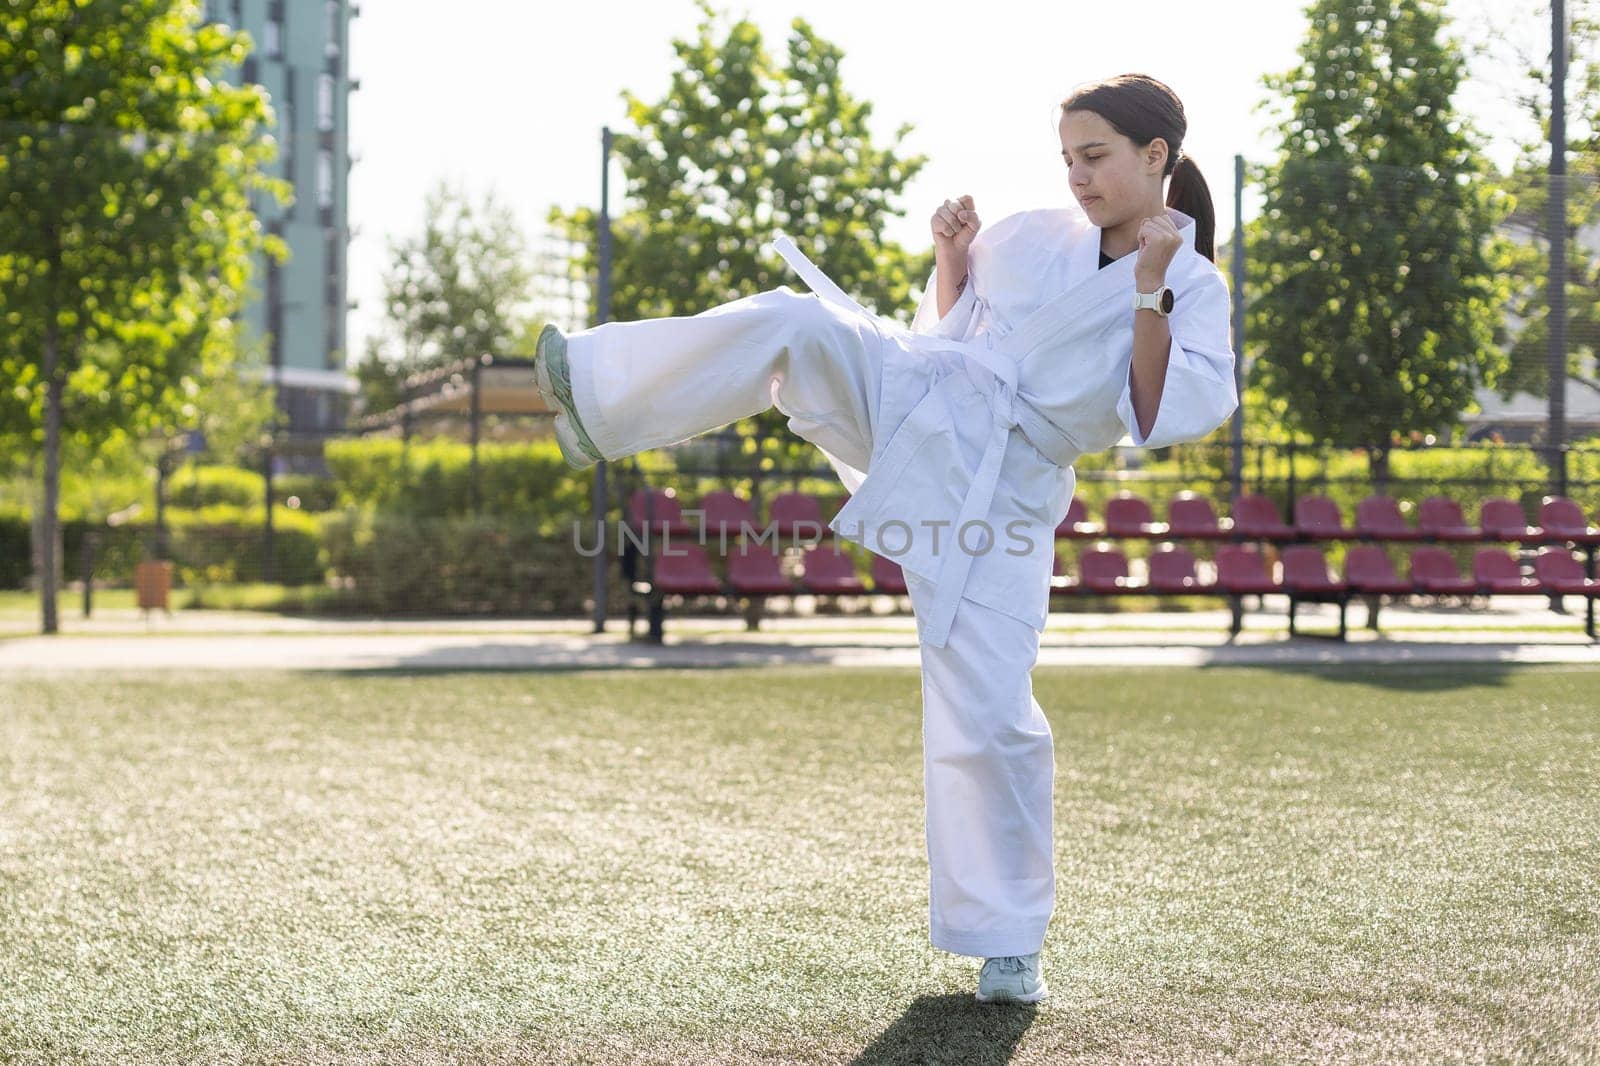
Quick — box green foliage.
[0,0,292,629]
[271,473,339,512]
[0,0,291,447]
[545,0,934,469]
[0,503,323,590]
[322,436,592,531]
[166,463,263,509]
[1246,0,1513,458]
[1468,0,1600,403]
[166,504,324,587]
[356,181,535,420]
[318,512,623,615]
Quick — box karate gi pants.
[561,287,1057,959]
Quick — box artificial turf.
[1,664,1596,1064]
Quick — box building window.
[325,232,340,303]
[325,0,341,57]
[264,17,282,58]
[281,76,295,179]
[317,149,334,210]
[317,73,335,132]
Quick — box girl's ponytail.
[1166,152,1216,262]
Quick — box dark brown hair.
[1059,73,1216,262]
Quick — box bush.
[322,437,590,530]
[168,505,325,586]
[166,465,264,510]
[319,508,628,615]
[273,473,339,512]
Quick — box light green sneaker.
[534,323,604,470]
[975,951,1049,1005]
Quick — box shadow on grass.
[1193,657,1537,693]
[850,994,1042,1064]
[317,637,919,675]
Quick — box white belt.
[766,234,1045,648]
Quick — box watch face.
[1159,287,1175,314]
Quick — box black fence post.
[81,531,94,618]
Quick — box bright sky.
[344,0,1530,362]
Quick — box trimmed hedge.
[318,510,629,616]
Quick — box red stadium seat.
[1537,497,1600,547]
[650,542,722,596]
[1293,495,1352,540]
[1280,545,1350,639]
[798,543,866,595]
[768,492,830,542]
[726,542,794,596]
[1408,547,1475,596]
[1147,545,1209,593]
[1343,546,1412,596]
[629,487,695,537]
[1355,495,1423,541]
[1079,547,1135,593]
[1214,544,1278,637]
[1231,493,1295,539]
[1534,549,1599,639]
[1477,497,1539,544]
[1214,543,1278,594]
[698,490,759,542]
[1167,492,1231,539]
[1417,495,1480,541]
[869,555,909,595]
[1534,548,1600,595]
[1281,545,1344,593]
[1104,493,1168,538]
[1472,548,1542,594]
[1055,497,1101,539]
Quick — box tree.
[546,0,932,466]
[1463,0,1600,408]
[0,0,290,633]
[1245,0,1514,482]
[357,179,535,417]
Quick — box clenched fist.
[1134,212,1182,289]
[930,195,981,259]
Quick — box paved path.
[1,596,1595,671]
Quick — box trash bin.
[135,560,172,612]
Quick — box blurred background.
[2,0,1596,635]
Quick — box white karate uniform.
[561,203,1238,957]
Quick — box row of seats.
[1062,492,1600,545]
[635,541,911,598]
[621,486,1599,642]
[630,537,1599,641]
[627,487,1600,546]
[1051,543,1599,639]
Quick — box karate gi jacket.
[766,203,1238,649]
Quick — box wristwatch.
[1133,285,1174,316]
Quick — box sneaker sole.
[975,978,1049,1005]
[535,324,602,469]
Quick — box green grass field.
[2,665,1597,1064]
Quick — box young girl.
[535,73,1237,1005]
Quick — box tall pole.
[1230,154,1247,505]
[469,355,482,516]
[263,399,277,584]
[1549,0,1569,497]
[591,126,614,634]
